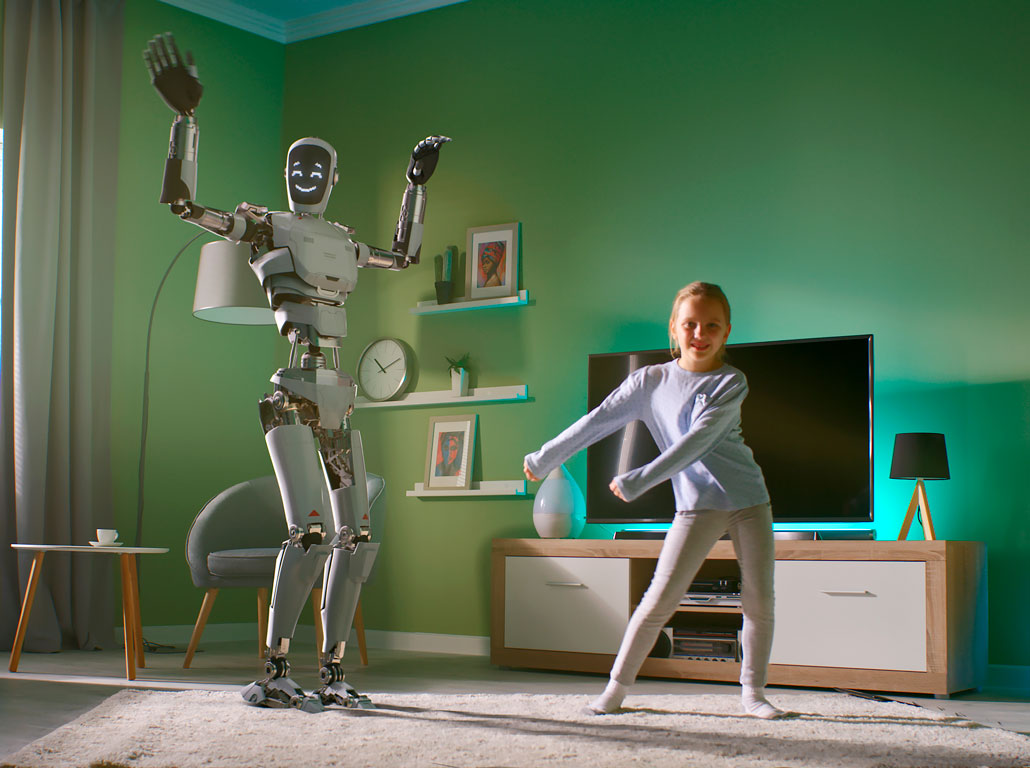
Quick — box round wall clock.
[357,337,414,401]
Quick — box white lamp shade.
[193,239,275,325]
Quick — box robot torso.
[250,212,359,347]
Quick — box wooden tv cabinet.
[491,538,986,696]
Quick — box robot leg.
[241,542,329,712]
[241,423,332,713]
[314,431,379,708]
[314,500,379,708]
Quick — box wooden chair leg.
[183,588,218,669]
[257,588,270,658]
[312,587,324,667]
[355,600,368,666]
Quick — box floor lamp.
[192,239,275,325]
[891,432,950,541]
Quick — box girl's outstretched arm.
[611,376,747,502]
[524,369,647,481]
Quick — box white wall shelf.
[407,480,527,497]
[410,290,529,315]
[355,384,528,409]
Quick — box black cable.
[135,232,205,548]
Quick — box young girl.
[523,282,784,719]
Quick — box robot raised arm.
[144,34,271,244]
[143,34,202,210]
[357,136,451,270]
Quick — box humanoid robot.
[143,34,449,712]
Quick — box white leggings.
[609,503,775,688]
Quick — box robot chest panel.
[272,214,358,295]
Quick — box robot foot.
[241,676,325,713]
[241,657,324,713]
[315,662,375,709]
[315,679,375,710]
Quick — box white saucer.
[89,541,123,547]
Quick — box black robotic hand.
[406,136,452,185]
[143,33,203,116]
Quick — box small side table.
[9,543,169,680]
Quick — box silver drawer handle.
[821,590,874,597]
[546,581,587,588]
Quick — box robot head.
[285,137,338,214]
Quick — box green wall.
[113,0,1029,666]
[112,2,287,624]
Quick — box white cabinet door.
[505,556,630,654]
[770,560,926,671]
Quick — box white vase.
[451,368,469,397]
[532,465,586,539]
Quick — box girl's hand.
[609,480,627,501]
[523,460,540,482]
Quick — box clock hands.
[370,357,403,375]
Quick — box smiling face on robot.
[285,137,338,215]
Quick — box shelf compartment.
[675,605,744,614]
[411,290,529,315]
[355,384,528,410]
[407,480,527,497]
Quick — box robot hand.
[405,136,452,185]
[143,33,203,116]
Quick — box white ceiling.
[158,0,469,43]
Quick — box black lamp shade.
[890,433,950,480]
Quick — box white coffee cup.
[96,528,119,545]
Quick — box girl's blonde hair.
[668,282,732,358]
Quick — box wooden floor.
[2,639,1028,759]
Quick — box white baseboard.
[363,630,489,656]
[124,624,489,657]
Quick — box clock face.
[358,338,412,401]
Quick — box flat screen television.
[585,335,873,525]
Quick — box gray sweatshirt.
[524,361,770,512]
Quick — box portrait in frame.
[424,414,477,490]
[466,223,519,300]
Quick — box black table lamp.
[890,432,949,541]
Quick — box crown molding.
[159,0,286,42]
[159,0,468,44]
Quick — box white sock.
[586,679,627,714]
[741,686,785,719]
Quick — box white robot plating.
[144,33,450,712]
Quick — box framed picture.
[466,222,519,300]
[424,414,477,490]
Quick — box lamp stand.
[896,479,937,541]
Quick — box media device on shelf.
[586,335,873,526]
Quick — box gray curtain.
[0,0,123,652]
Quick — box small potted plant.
[446,353,470,397]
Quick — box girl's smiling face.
[672,295,731,372]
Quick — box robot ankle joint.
[264,654,291,680]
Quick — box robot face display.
[285,137,337,214]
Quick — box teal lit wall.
[112,0,1029,666]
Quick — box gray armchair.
[182,472,385,668]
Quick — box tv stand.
[491,538,986,696]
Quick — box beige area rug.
[3,689,1029,768]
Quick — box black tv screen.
[585,335,873,525]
